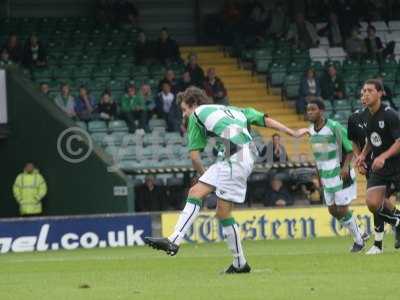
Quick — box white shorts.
[324,182,357,206]
[199,144,256,203]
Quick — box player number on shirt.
[224,110,235,119]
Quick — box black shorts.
[367,172,400,197]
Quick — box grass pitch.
[0,236,399,300]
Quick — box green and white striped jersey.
[309,119,355,194]
[187,104,266,151]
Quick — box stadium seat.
[149,118,167,129]
[103,132,126,147]
[76,121,87,131]
[108,120,129,133]
[334,99,352,111]
[309,48,328,64]
[269,63,287,86]
[88,120,107,133]
[327,47,347,63]
[90,132,107,145]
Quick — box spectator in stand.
[345,26,367,60]
[317,13,343,47]
[266,1,289,39]
[364,25,395,61]
[23,34,47,68]
[264,177,293,207]
[39,82,50,97]
[221,0,241,46]
[156,82,181,132]
[186,52,205,87]
[54,83,76,118]
[203,67,229,105]
[0,48,13,67]
[246,1,268,37]
[135,175,165,212]
[97,92,117,121]
[287,13,319,49]
[265,133,288,163]
[2,33,23,63]
[297,68,322,114]
[135,31,155,65]
[74,86,96,121]
[120,84,147,133]
[141,84,157,118]
[156,27,180,65]
[320,65,345,100]
[177,71,194,92]
[13,162,47,217]
[300,175,322,205]
[113,0,139,26]
[158,69,178,93]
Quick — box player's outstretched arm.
[265,117,308,138]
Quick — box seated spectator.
[287,13,319,49]
[0,48,13,67]
[266,1,289,39]
[23,34,47,68]
[156,27,180,64]
[74,86,96,121]
[2,33,23,63]
[13,162,47,216]
[246,1,268,37]
[297,68,322,114]
[177,71,194,92]
[39,82,50,97]
[135,175,165,212]
[120,84,147,132]
[204,67,229,105]
[97,92,117,121]
[264,177,293,207]
[300,175,322,205]
[141,84,156,118]
[364,25,395,61]
[265,133,288,163]
[113,0,139,27]
[159,69,178,93]
[317,13,343,47]
[345,27,366,60]
[135,31,155,65]
[320,65,345,100]
[186,52,205,87]
[95,0,114,24]
[156,82,181,132]
[54,83,76,118]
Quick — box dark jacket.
[135,185,165,212]
[299,77,321,99]
[23,41,47,67]
[203,77,227,100]
[135,40,155,64]
[264,187,294,207]
[186,64,205,87]
[320,73,345,100]
[157,37,180,64]
[3,44,23,63]
[364,36,383,55]
[97,101,117,118]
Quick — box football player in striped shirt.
[145,86,307,273]
[304,99,367,252]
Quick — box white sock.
[221,218,246,269]
[168,197,201,245]
[341,213,363,245]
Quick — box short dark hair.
[367,25,376,32]
[272,133,280,139]
[308,99,325,110]
[364,79,383,92]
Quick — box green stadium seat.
[75,121,87,131]
[269,63,287,86]
[103,132,126,146]
[108,120,128,133]
[90,132,107,145]
[88,120,108,133]
[382,58,397,72]
[149,118,166,129]
[121,134,143,147]
[334,99,352,111]
[283,74,301,100]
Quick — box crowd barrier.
[162,206,376,243]
[0,214,151,254]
